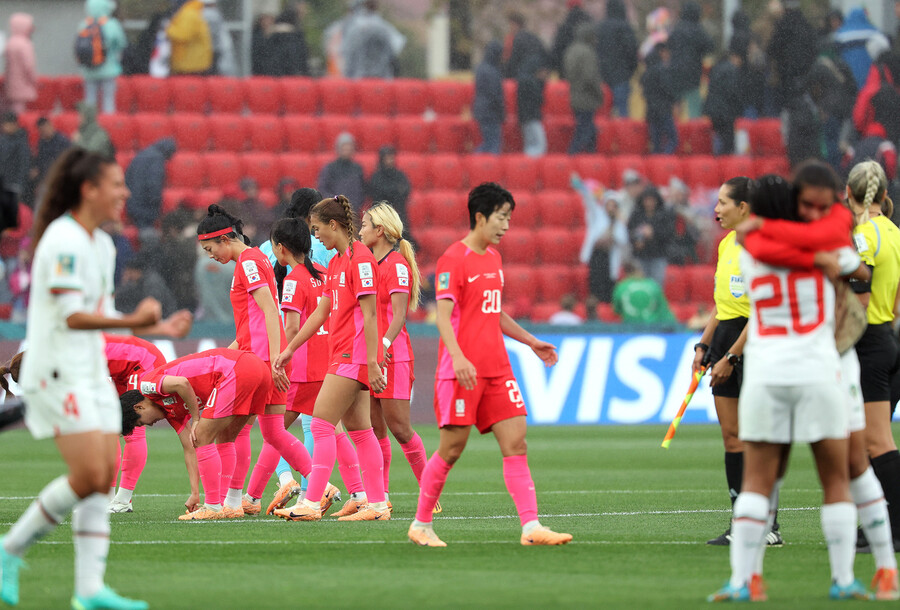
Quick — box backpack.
[871,65,900,144]
[74,17,107,68]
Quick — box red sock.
[348,428,385,504]
[335,431,364,495]
[216,442,236,504]
[196,444,221,506]
[400,433,427,484]
[378,436,392,494]
[415,453,453,523]
[120,426,148,490]
[258,413,311,477]
[306,418,337,503]
[230,424,252,491]
[503,455,538,526]
[247,442,280,499]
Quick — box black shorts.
[856,322,900,403]
[707,317,747,399]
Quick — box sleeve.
[836,246,861,276]
[435,253,462,303]
[239,257,268,293]
[280,277,305,314]
[757,205,852,250]
[138,372,168,402]
[388,259,410,295]
[853,227,876,266]
[351,257,377,298]
[45,240,84,294]
[743,233,816,270]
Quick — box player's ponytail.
[311,195,358,255]
[368,202,421,310]
[270,217,323,291]
[0,352,23,398]
[338,196,357,251]
[197,204,249,245]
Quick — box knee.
[386,419,413,444]
[440,442,467,465]
[501,437,528,457]
[77,463,114,494]
[722,434,743,453]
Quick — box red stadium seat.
[278,153,321,186]
[98,114,136,152]
[357,116,396,152]
[684,155,723,189]
[508,192,537,228]
[162,187,191,214]
[395,153,428,189]
[535,191,581,227]
[394,116,433,153]
[573,155,614,187]
[205,152,242,188]
[28,77,58,112]
[247,115,285,152]
[135,113,172,148]
[318,115,357,153]
[52,112,80,140]
[393,78,429,115]
[503,80,517,119]
[754,157,790,178]
[319,79,358,115]
[502,119,523,153]
[544,116,574,154]
[169,114,209,152]
[424,190,468,229]
[686,265,715,305]
[537,228,583,264]
[609,119,648,154]
[502,155,540,190]
[207,77,244,113]
[357,79,396,115]
[611,155,647,188]
[57,76,84,111]
[670,302,700,323]
[540,155,574,190]
[208,114,248,152]
[496,228,535,264]
[542,80,570,117]
[245,77,282,114]
[355,151,378,177]
[406,192,428,231]
[427,154,465,190]
[283,116,322,152]
[529,302,560,322]
[645,155,686,187]
[115,77,136,113]
[663,266,690,303]
[257,189,278,209]
[748,118,785,156]
[678,118,713,155]
[197,188,223,209]
[596,302,621,323]
[280,77,320,114]
[131,76,172,112]
[572,264,589,298]
[432,117,471,153]
[535,265,574,303]
[241,152,280,189]
[599,82,613,117]
[416,227,458,265]
[594,117,613,154]
[428,81,473,115]
[170,77,209,113]
[718,155,755,181]
[167,153,206,189]
[18,111,39,148]
[464,154,503,188]
[504,265,535,303]
[117,151,135,172]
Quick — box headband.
[197,227,235,241]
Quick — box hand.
[272,365,290,393]
[691,348,706,373]
[162,310,193,338]
[708,357,733,388]
[190,421,199,448]
[734,216,764,245]
[368,362,387,394]
[452,354,477,391]
[273,348,293,370]
[530,339,558,366]
[185,492,201,513]
[814,250,842,283]
[131,297,162,327]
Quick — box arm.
[135,309,193,338]
[160,375,201,424]
[282,310,301,344]
[384,292,409,346]
[251,288,289,392]
[692,305,718,372]
[274,296,330,369]
[743,232,816,270]
[358,293,385,393]
[177,425,200,512]
[435,298,477,390]
[66,297,160,330]
[757,205,852,250]
[500,311,558,366]
[709,324,748,388]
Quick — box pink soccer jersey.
[281,263,329,382]
[435,241,512,380]
[325,242,380,365]
[376,250,414,363]
[230,247,287,361]
[103,333,167,395]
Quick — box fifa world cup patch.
[455,399,465,416]
[438,272,450,291]
[396,263,409,286]
[284,280,297,296]
[242,260,259,277]
[140,381,157,395]
[853,233,868,253]
[162,397,176,406]
[56,254,76,276]
[358,262,373,279]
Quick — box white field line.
[34,538,829,547]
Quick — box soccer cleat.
[319,483,340,516]
[338,505,391,521]
[387,500,393,513]
[764,529,783,547]
[432,499,443,514]
[829,579,873,601]
[871,567,900,601]
[331,498,365,517]
[222,505,244,519]
[71,585,148,610]
[241,495,261,516]
[747,574,768,602]
[266,479,301,515]
[408,523,447,547]
[177,506,225,521]
[274,502,321,521]
[107,500,133,514]
[521,526,572,546]
[0,537,24,606]
[707,582,750,602]
[706,527,732,546]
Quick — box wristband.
[693,342,709,352]
[382,337,392,350]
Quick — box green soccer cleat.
[71,585,148,610]
[828,579,873,601]
[0,537,24,607]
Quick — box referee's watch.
[725,352,741,366]
[693,342,709,353]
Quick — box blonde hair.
[367,202,422,310]
[847,161,891,221]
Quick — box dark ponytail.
[0,352,24,398]
[723,176,751,204]
[197,204,249,245]
[286,187,323,220]
[271,218,322,299]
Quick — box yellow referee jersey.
[853,215,900,324]
[714,230,750,320]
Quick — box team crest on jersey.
[162,397,176,406]
[242,260,259,277]
[358,262,373,279]
[284,280,297,296]
[140,381,156,395]
[729,275,745,298]
[56,254,75,276]
[438,272,450,291]
[396,263,409,286]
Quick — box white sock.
[522,520,542,535]
[754,479,782,575]
[243,493,260,505]
[729,492,769,588]
[278,471,295,487]
[350,492,367,502]
[821,502,857,587]
[297,490,306,503]
[113,488,133,505]
[851,468,897,570]
[204,502,223,511]
[108,486,115,501]
[4,475,79,556]
[370,501,389,511]
[411,519,432,529]
[384,492,390,504]
[72,493,110,598]
[224,488,243,508]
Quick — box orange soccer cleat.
[274,501,321,521]
[319,483,340,515]
[872,567,900,601]
[337,505,391,521]
[520,526,573,546]
[242,495,261,516]
[222,505,244,519]
[266,479,302,515]
[408,523,447,547]
[331,497,366,517]
[433,499,443,514]
[178,506,225,521]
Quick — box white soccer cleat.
[107,500,133,514]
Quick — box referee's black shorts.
[856,322,900,403]
[707,317,747,399]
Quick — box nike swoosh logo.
[468,275,480,282]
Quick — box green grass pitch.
[2,423,894,608]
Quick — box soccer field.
[1,423,893,608]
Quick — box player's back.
[104,334,167,393]
[282,263,329,381]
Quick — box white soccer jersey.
[19,214,116,392]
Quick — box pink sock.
[335,431,364,495]
[111,438,123,488]
[196,444,221,506]
[247,442,280,499]
[503,455,538,526]
[259,413,311,476]
[306,418,337,503]
[400,433,427,484]
[217,442,236,504]
[120,426,148,490]
[348,428,385,504]
[230,424,253,491]
[415,453,453,523]
[378,436,392,493]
